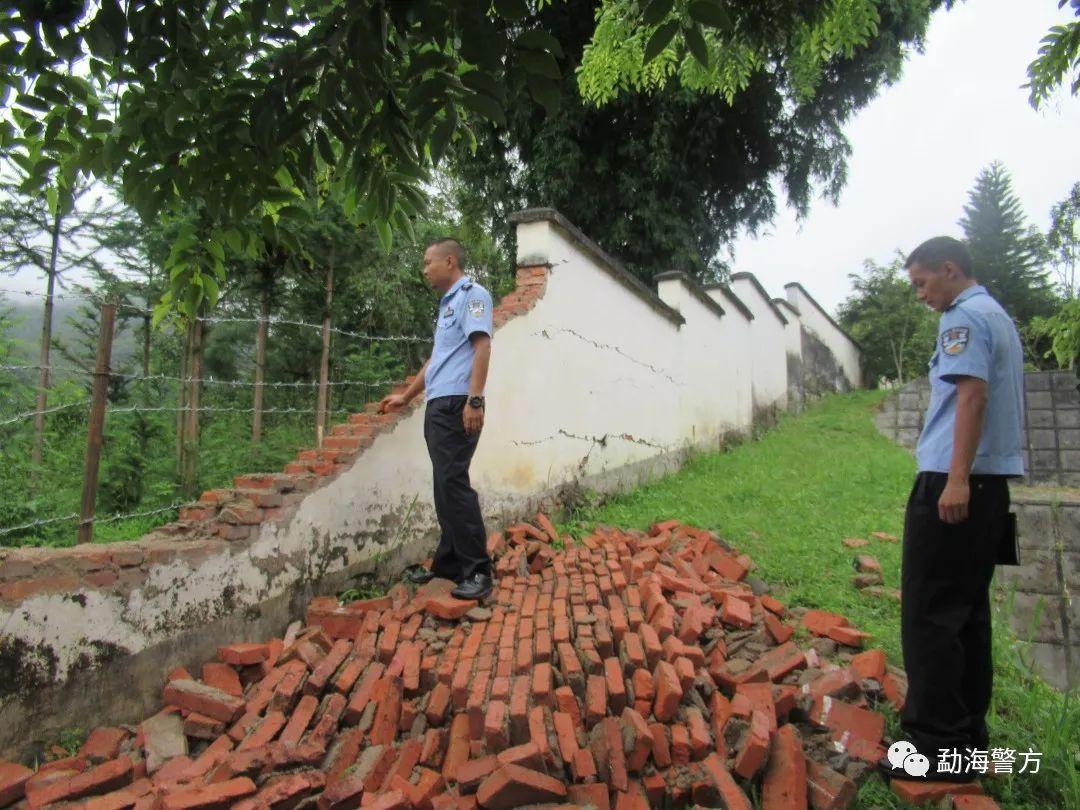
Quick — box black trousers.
[423,395,491,581]
[900,471,1009,759]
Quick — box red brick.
[733,710,771,779]
[163,679,244,724]
[760,594,786,615]
[78,727,129,764]
[217,643,270,666]
[684,707,711,760]
[851,648,887,681]
[585,674,607,728]
[827,624,872,648]
[426,593,477,620]
[475,764,567,809]
[652,660,683,722]
[568,783,611,810]
[553,711,580,762]
[890,780,984,806]
[306,638,352,695]
[670,724,691,765]
[809,696,885,747]
[238,711,286,751]
[370,675,404,746]
[697,752,752,810]
[484,700,509,750]
[249,771,325,808]
[442,714,471,781]
[951,796,1001,809]
[497,741,546,773]
[806,759,856,810]
[801,609,850,637]
[0,761,33,807]
[63,756,135,801]
[756,641,807,682]
[720,594,753,629]
[622,707,653,772]
[764,612,794,644]
[600,660,626,717]
[761,725,806,809]
[571,747,597,781]
[532,661,553,707]
[648,722,671,768]
[509,677,530,744]
[202,663,243,697]
[589,717,628,793]
[456,755,499,794]
[159,777,256,809]
[536,513,560,543]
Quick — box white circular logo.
[887,741,918,769]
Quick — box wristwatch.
[468,395,485,410]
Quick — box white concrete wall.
[656,277,753,442]
[784,283,863,389]
[729,274,789,414]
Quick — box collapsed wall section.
[0,208,861,757]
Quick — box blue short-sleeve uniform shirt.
[424,276,494,401]
[916,284,1025,476]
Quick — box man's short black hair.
[426,236,466,268]
[905,236,974,278]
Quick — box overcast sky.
[729,0,1080,316]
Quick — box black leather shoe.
[406,567,438,585]
[451,573,493,601]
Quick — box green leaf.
[516,29,564,59]
[643,0,675,26]
[315,128,336,164]
[686,24,709,68]
[15,93,50,112]
[644,21,679,64]
[374,219,393,253]
[222,228,243,252]
[202,275,220,309]
[458,90,506,127]
[519,50,561,80]
[493,0,530,20]
[687,1,731,29]
[429,116,454,165]
[461,71,506,102]
[528,77,561,115]
[97,0,128,53]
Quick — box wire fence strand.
[0,502,186,538]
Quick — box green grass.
[562,390,1080,809]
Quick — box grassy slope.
[564,390,1079,809]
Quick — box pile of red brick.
[0,519,999,809]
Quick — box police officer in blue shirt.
[879,236,1024,784]
[378,237,495,601]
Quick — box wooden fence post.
[77,300,117,544]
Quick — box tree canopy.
[1026,0,1080,109]
[959,162,1056,330]
[454,0,946,284]
[837,257,937,386]
[2,0,952,309]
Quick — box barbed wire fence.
[0,287,432,546]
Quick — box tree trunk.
[181,318,203,497]
[32,206,62,467]
[175,323,190,479]
[142,314,151,379]
[252,288,269,445]
[316,252,335,446]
